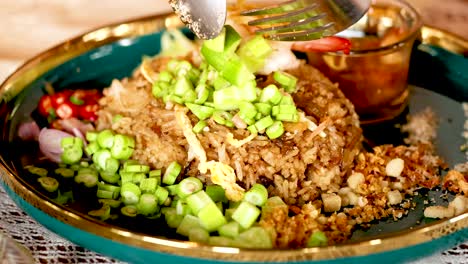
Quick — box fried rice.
[96,55,459,247]
[98,57,362,206]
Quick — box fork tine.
[254,13,327,34]
[247,4,318,26]
[264,22,335,41]
[240,0,302,16]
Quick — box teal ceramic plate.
[0,14,467,264]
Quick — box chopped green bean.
[120,171,134,185]
[247,124,258,134]
[120,182,141,205]
[85,142,101,156]
[163,161,182,185]
[224,208,236,221]
[97,181,121,192]
[75,168,98,188]
[121,205,138,217]
[26,166,48,177]
[166,184,178,196]
[139,178,158,193]
[97,190,116,199]
[254,103,272,116]
[164,209,184,228]
[275,113,298,122]
[307,231,328,247]
[188,227,210,243]
[125,164,150,173]
[212,111,233,126]
[176,214,201,237]
[192,120,208,133]
[194,84,210,104]
[69,164,81,171]
[61,137,83,149]
[208,236,232,247]
[279,94,295,105]
[218,221,241,239]
[88,204,111,221]
[98,199,122,208]
[149,169,161,178]
[266,121,284,139]
[237,35,272,72]
[273,71,297,93]
[254,116,274,132]
[132,173,146,184]
[198,203,227,232]
[186,103,215,120]
[177,177,203,198]
[38,176,59,192]
[100,170,120,184]
[97,129,114,149]
[92,149,111,171]
[155,186,169,205]
[186,190,213,215]
[158,70,173,83]
[110,134,135,160]
[176,199,191,216]
[259,84,282,105]
[137,193,159,216]
[86,131,98,142]
[235,227,273,249]
[61,144,83,165]
[244,184,268,206]
[206,185,228,203]
[104,158,120,174]
[55,167,74,178]
[232,201,260,229]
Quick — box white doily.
[0,186,121,264]
[0,185,466,264]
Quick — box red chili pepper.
[51,90,73,108]
[71,89,102,105]
[291,36,352,54]
[38,95,54,117]
[78,104,99,121]
[84,89,102,104]
[55,102,78,119]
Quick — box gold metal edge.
[0,13,467,261]
[420,26,468,55]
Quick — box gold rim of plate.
[0,13,467,262]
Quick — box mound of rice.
[97,57,362,206]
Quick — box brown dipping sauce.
[307,1,422,124]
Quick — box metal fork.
[168,0,227,40]
[241,0,371,41]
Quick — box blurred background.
[0,0,467,82]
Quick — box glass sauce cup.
[307,0,423,124]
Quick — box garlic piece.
[322,193,341,213]
[347,172,365,190]
[386,158,405,177]
[448,195,468,216]
[424,205,455,219]
[387,190,403,205]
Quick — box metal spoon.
[168,0,227,40]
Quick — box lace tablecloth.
[0,184,466,263]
